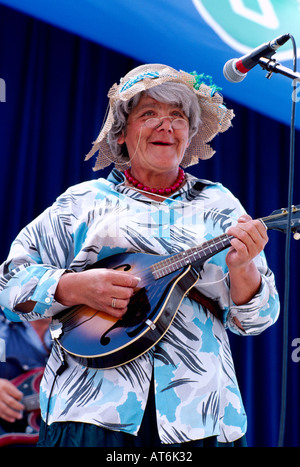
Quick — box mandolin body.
[55,252,200,369]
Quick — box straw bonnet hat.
[85,64,234,171]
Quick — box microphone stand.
[258,56,300,80]
[258,53,298,447]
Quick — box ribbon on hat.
[119,71,177,93]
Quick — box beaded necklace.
[124,168,185,195]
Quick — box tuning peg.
[293,232,300,240]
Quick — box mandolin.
[52,205,300,370]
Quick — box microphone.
[223,33,290,83]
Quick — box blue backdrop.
[0,3,299,447]
[1,0,300,130]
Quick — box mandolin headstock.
[262,204,300,238]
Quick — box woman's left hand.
[225,214,268,270]
[225,215,268,306]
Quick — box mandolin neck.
[151,233,233,279]
[150,204,300,280]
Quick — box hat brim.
[85,64,234,171]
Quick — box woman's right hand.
[54,269,140,318]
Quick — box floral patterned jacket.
[0,169,280,443]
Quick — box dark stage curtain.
[0,5,299,447]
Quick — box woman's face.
[117,94,190,175]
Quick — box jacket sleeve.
[225,251,280,336]
[0,197,75,322]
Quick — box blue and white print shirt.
[0,169,279,443]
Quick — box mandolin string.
[151,233,231,274]
[260,213,289,223]
[59,305,90,324]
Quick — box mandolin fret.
[152,233,233,279]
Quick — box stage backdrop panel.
[0,2,299,447]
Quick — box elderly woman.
[0,64,279,447]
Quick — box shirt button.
[45,297,51,304]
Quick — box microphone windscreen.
[223,59,247,83]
